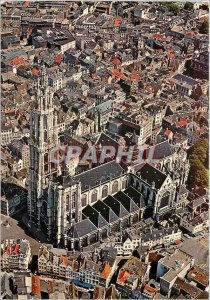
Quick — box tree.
[184,59,193,76]
[187,138,209,189]
[188,138,208,164]
[199,20,209,34]
[184,2,194,11]
[162,2,180,15]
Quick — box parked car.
[184,233,191,239]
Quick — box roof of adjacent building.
[187,195,208,209]
[122,186,146,209]
[2,35,20,44]
[141,226,179,243]
[68,219,98,238]
[187,266,209,287]
[96,100,113,113]
[93,200,119,224]
[159,249,193,283]
[174,278,202,299]
[172,74,198,87]
[74,161,125,192]
[82,205,108,228]
[114,190,142,213]
[143,141,174,160]
[135,163,167,189]
[103,195,129,218]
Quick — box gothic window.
[147,188,150,199]
[51,162,55,171]
[44,115,48,129]
[72,192,77,209]
[91,190,98,203]
[44,153,48,173]
[81,194,87,207]
[159,192,170,209]
[156,163,161,170]
[143,186,147,198]
[44,130,48,142]
[66,195,70,211]
[112,181,118,194]
[122,178,127,190]
[102,185,108,198]
[165,160,171,170]
[43,96,46,109]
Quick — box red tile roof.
[32,275,41,297]
[153,34,165,41]
[186,31,196,37]
[164,129,172,136]
[5,109,15,114]
[110,68,127,80]
[111,57,121,65]
[6,245,11,255]
[176,120,187,128]
[131,74,140,81]
[91,73,98,79]
[188,267,209,287]
[144,284,156,293]
[13,244,19,254]
[10,57,24,66]
[54,54,62,64]
[60,256,69,266]
[100,263,111,279]
[168,52,175,59]
[114,17,122,27]
[31,68,39,76]
[148,252,159,262]
[117,270,130,283]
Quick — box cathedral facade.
[28,71,190,249]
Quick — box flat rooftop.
[160,250,193,282]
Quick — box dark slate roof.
[187,195,208,209]
[52,175,77,189]
[135,163,167,189]
[103,195,129,218]
[96,100,113,113]
[114,190,141,213]
[74,161,125,192]
[1,272,12,297]
[143,141,174,160]
[178,185,189,196]
[141,227,179,243]
[123,186,146,208]
[82,205,108,228]
[93,200,119,223]
[173,74,198,86]
[68,219,97,238]
[95,132,120,147]
[2,35,20,44]
[101,247,118,266]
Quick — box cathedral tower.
[28,67,59,230]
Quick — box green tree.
[189,138,208,164]
[184,59,193,76]
[184,2,194,11]
[199,20,209,34]
[168,3,180,14]
[187,138,209,189]
[162,2,180,15]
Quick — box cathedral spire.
[35,66,53,111]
